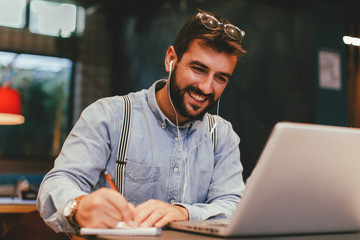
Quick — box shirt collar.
[147,79,204,131]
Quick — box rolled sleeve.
[37,98,121,232]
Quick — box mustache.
[185,86,214,101]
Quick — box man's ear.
[165,46,177,73]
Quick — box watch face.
[63,201,73,217]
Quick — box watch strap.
[66,195,86,229]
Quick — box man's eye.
[215,75,227,83]
[191,66,205,73]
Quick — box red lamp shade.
[0,86,25,125]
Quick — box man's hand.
[134,199,189,228]
[75,188,135,228]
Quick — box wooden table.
[0,204,36,213]
[87,229,360,240]
[0,198,36,213]
[0,197,37,216]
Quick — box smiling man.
[159,40,238,124]
[37,9,247,233]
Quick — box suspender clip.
[116,160,127,165]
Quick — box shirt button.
[170,198,175,204]
[175,136,179,141]
[173,166,179,173]
[161,122,166,129]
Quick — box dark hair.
[173,9,246,62]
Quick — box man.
[37,9,247,232]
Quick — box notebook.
[169,122,360,236]
[80,222,162,236]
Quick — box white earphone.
[169,60,174,73]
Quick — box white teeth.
[188,90,206,102]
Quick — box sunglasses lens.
[200,14,219,30]
[224,25,244,42]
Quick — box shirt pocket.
[124,161,160,205]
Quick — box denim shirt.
[37,80,245,232]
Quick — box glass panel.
[0,0,26,28]
[29,0,77,38]
[0,51,73,159]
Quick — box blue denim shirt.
[37,80,245,232]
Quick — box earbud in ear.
[170,60,174,73]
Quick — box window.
[0,0,27,29]
[29,0,84,38]
[0,0,85,38]
[0,51,73,159]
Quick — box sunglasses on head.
[197,12,245,43]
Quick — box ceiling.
[72,0,360,28]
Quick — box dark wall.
[111,0,342,180]
[313,0,347,126]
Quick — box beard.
[168,65,217,121]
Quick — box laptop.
[169,122,360,237]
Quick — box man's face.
[169,39,238,121]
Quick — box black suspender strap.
[115,95,132,194]
[207,113,217,151]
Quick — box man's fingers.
[128,202,136,215]
[76,188,135,228]
[139,208,168,227]
[134,200,189,228]
[106,192,134,224]
[154,214,173,228]
[134,206,153,226]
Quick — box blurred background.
[0,0,359,183]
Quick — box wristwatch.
[63,195,86,229]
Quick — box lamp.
[0,85,25,125]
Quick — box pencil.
[104,171,117,191]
